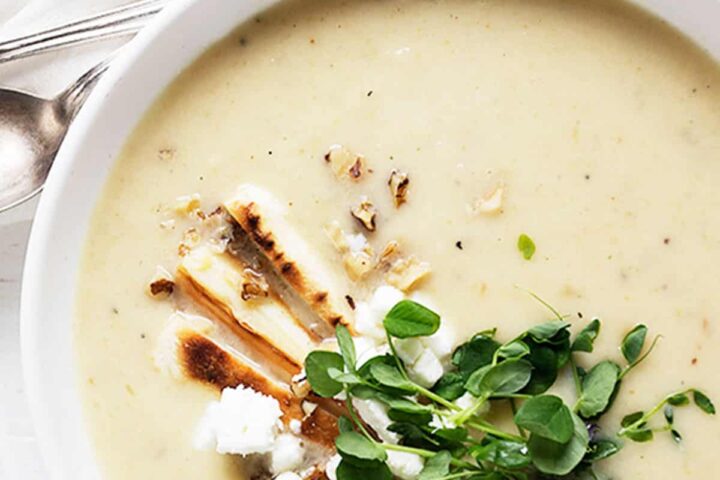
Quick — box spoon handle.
[0,0,166,64]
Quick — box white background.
[0,1,152,477]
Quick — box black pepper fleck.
[664,238,671,245]
[455,241,463,250]
[112,307,119,314]
[345,295,356,310]
[584,174,591,180]
[578,312,583,318]
[268,151,273,155]
[140,333,146,339]
[367,90,373,97]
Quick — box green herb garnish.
[303,298,715,480]
[517,233,536,260]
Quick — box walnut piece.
[378,240,401,266]
[147,266,175,298]
[473,184,504,215]
[324,145,365,180]
[324,221,350,253]
[388,169,409,207]
[385,256,431,292]
[350,197,377,231]
[324,221,377,280]
[343,251,375,280]
[173,193,201,215]
[240,268,269,301]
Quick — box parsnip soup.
[74,0,720,478]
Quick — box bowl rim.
[19,0,720,477]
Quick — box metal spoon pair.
[0,0,166,212]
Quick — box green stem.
[619,335,662,380]
[386,332,410,380]
[508,399,526,438]
[452,395,489,426]
[618,389,691,436]
[416,385,461,411]
[491,393,532,400]
[466,420,526,443]
[382,444,476,469]
[515,286,564,321]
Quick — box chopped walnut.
[324,221,350,253]
[344,250,375,280]
[385,256,431,292]
[351,197,377,231]
[324,145,366,180]
[147,266,175,298]
[291,374,311,399]
[379,240,400,266]
[473,184,504,215]
[240,268,269,301]
[173,193,201,215]
[388,169,410,207]
[178,228,201,257]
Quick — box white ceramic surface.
[20,0,720,478]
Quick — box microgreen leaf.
[620,411,644,428]
[528,412,589,475]
[384,300,441,338]
[335,431,388,466]
[452,334,499,377]
[667,393,690,406]
[338,416,355,434]
[624,429,654,443]
[664,405,674,425]
[433,372,466,401]
[577,361,620,418]
[336,459,392,480]
[527,321,571,343]
[571,319,601,353]
[473,438,531,470]
[380,396,434,424]
[518,233,536,260]
[305,351,345,397]
[418,450,452,480]
[336,324,357,371]
[522,345,559,395]
[621,325,648,364]
[585,439,620,461]
[693,390,716,415]
[370,363,416,393]
[467,359,533,396]
[497,340,530,360]
[514,395,574,443]
[328,368,363,385]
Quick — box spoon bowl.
[0,60,107,212]
[0,89,66,211]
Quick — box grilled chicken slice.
[224,184,354,332]
[154,313,338,448]
[176,245,319,379]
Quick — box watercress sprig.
[302,298,715,480]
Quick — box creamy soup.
[75,0,720,478]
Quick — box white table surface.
[0,2,155,477]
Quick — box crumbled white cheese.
[271,433,305,474]
[387,450,424,480]
[289,419,302,435]
[352,398,399,444]
[301,401,318,416]
[395,338,424,365]
[408,349,444,388]
[275,472,302,480]
[370,285,405,314]
[354,302,386,342]
[454,392,476,410]
[193,385,282,455]
[347,233,370,253]
[325,454,342,480]
[473,184,504,215]
[422,323,455,362]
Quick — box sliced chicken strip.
[154,314,338,449]
[224,184,354,332]
[177,245,319,378]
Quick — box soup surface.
[75,0,720,478]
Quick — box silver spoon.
[0,59,108,212]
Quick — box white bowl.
[20,0,720,478]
